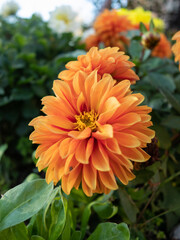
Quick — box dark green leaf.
[10,88,33,101]
[61,206,71,240]
[0,144,8,161]
[87,222,130,240]
[140,22,148,33]
[93,202,118,219]
[149,73,176,93]
[0,223,29,240]
[71,231,81,240]
[118,188,139,223]
[160,89,180,113]
[153,125,171,149]
[31,236,45,240]
[162,115,180,130]
[48,194,66,240]
[129,40,143,59]
[149,19,155,32]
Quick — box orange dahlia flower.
[59,47,139,84]
[85,34,101,51]
[29,71,155,196]
[172,31,180,70]
[93,9,133,43]
[151,33,171,59]
[85,34,129,51]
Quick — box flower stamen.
[74,110,98,131]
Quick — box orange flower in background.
[94,9,133,43]
[151,33,171,59]
[172,31,180,70]
[29,70,155,196]
[59,47,139,84]
[85,34,129,51]
[103,34,130,51]
[85,34,101,51]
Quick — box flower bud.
[141,32,160,50]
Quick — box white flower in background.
[48,5,82,36]
[1,1,19,17]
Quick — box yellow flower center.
[74,110,98,131]
[56,14,70,24]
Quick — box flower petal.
[115,132,141,148]
[83,163,97,190]
[91,142,110,171]
[68,127,91,139]
[93,123,113,140]
[99,170,118,190]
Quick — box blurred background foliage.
[0,14,85,191]
[0,1,180,240]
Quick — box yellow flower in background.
[117,7,165,32]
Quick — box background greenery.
[0,14,180,240]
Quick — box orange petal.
[125,129,152,143]
[59,138,72,158]
[58,70,75,81]
[36,141,60,171]
[86,138,94,162]
[64,154,79,174]
[107,80,130,100]
[75,140,89,164]
[115,132,141,148]
[103,138,121,154]
[92,123,113,140]
[83,163,97,190]
[82,176,93,196]
[68,128,91,139]
[98,97,120,124]
[91,142,110,171]
[108,151,133,169]
[99,170,118,190]
[66,165,82,194]
[120,146,150,162]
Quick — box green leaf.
[129,40,143,59]
[71,231,81,240]
[0,223,29,240]
[129,169,154,186]
[118,188,139,223]
[148,94,165,110]
[34,187,59,238]
[93,202,118,219]
[162,115,180,130]
[149,73,176,93]
[0,144,8,161]
[80,192,115,240]
[153,125,171,149]
[149,19,155,32]
[31,236,45,240]
[80,202,96,240]
[87,222,130,240]
[10,88,33,101]
[139,22,148,33]
[48,193,66,240]
[160,90,180,114]
[24,173,40,182]
[61,206,71,240]
[0,179,54,231]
